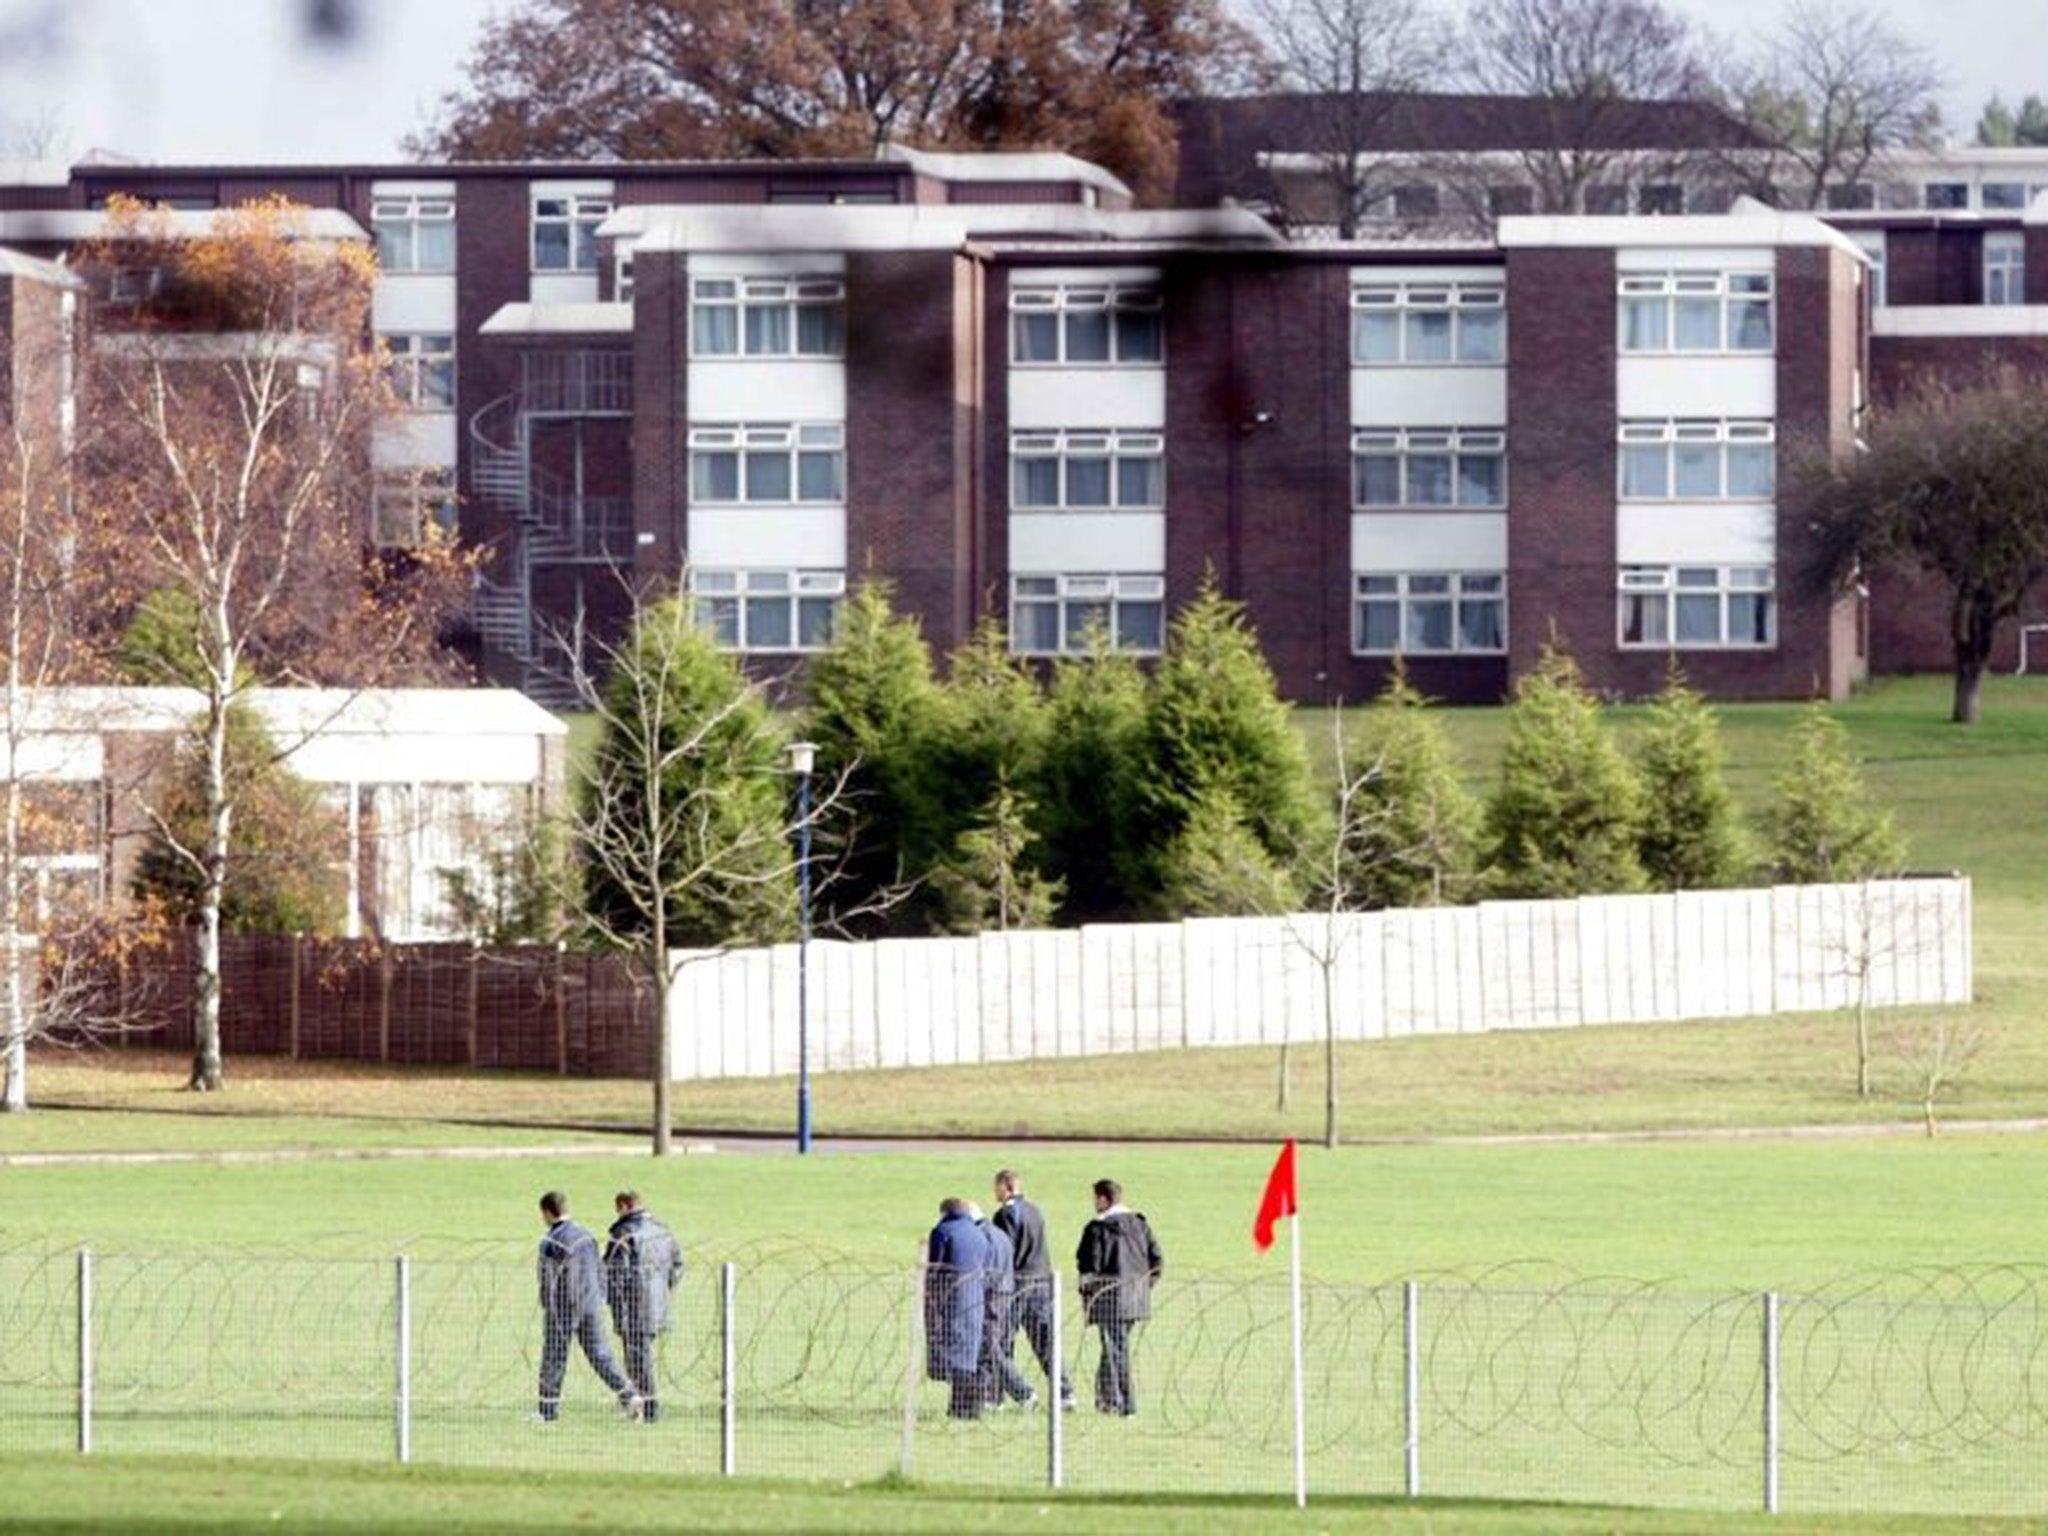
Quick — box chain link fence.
[3,1237,2045,1516]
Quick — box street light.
[787,740,817,1155]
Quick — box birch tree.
[80,198,467,1092]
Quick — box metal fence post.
[1047,1273,1064,1491]
[1763,1290,1780,1515]
[720,1262,736,1477]
[900,1259,924,1479]
[77,1247,92,1455]
[1403,1279,1420,1499]
[395,1256,412,1464]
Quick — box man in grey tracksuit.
[535,1190,641,1422]
[604,1190,684,1422]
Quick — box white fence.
[666,878,1973,1082]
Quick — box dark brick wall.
[631,251,687,590]
[2030,228,2048,304]
[844,250,977,656]
[1883,226,1984,306]
[1503,246,1617,687]
[1871,333,2048,403]
[1163,256,1244,599]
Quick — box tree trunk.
[189,693,231,1092]
[1,767,23,1114]
[1322,947,1339,1151]
[1952,653,1986,725]
[652,935,673,1158]
[1276,1041,1292,1112]
[1950,596,1995,725]
[1855,995,1870,1099]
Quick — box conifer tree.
[1762,704,1904,883]
[1154,785,1304,918]
[1483,644,1647,897]
[1138,582,1322,913]
[1635,667,1744,891]
[930,778,1063,934]
[1343,668,1480,908]
[1039,638,1151,923]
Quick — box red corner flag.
[1253,1139,1299,1253]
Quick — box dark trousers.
[981,1293,1034,1405]
[618,1327,660,1420]
[1094,1317,1136,1415]
[1013,1277,1074,1403]
[946,1369,983,1420]
[538,1308,633,1418]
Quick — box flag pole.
[1289,1203,1306,1508]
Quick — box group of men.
[533,1189,684,1423]
[925,1171,1164,1421]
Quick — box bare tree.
[1250,0,1451,236]
[1459,0,1709,215]
[568,593,851,1157]
[1884,1015,1983,1138]
[1710,0,1944,209]
[80,198,469,1092]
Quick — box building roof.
[1174,91,1767,207]
[882,144,1131,199]
[609,203,1280,253]
[0,245,84,289]
[478,302,632,337]
[1497,198,1870,259]
[9,687,566,739]
[0,207,369,243]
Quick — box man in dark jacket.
[535,1190,641,1422]
[604,1190,684,1422]
[971,1202,1025,1408]
[1075,1177,1162,1417]
[924,1196,991,1420]
[992,1168,1074,1409]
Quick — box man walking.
[923,1196,991,1421]
[534,1190,641,1423]
[604,1190,684,1422]
[992,1168,1074,1410]
[970,1201,1025,1409]
[1075,1177,1162,1417]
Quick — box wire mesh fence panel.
[1413,1271,1763,1510]
[1780,1268,2048,1517]
[0,1240,79,1455]
[89,1250,394,1462]
[895,1262,1046,1489]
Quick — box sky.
[0,0,2042,167]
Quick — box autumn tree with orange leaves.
[78,199,470,1092]
[413,0,1266,202]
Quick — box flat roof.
[611,204,1280,253]
[11,687,566,739]
[0,208,369,243]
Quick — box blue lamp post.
[787,740,817,1155]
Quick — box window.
[1617,420,1774,501]
[372,195,455,273]
[106,266,162,304]
[1010,430,1164,510]
[374,468,457,547]
[1824,183,1878,211]
[1391,183,1441,219]
[1618,271,1774,354]
[690,569,844,652]
[1985,234,2026,306]
[1350,281,1506,365]
[767,189,896,205]
[615,252,635,304]
[1637,184,1685,215]
[1618,565,1775,648]
[531,194,612,272]
[1010,574,1165,654]
[1009,283,1163,366]
[1353,572,1506,654]
[385,334,455,409]
[1585,184,1629,215]
[1351,428,1506,508]
[1983,182,2028,211]
[688,424,845,504]
[691,275,846,358]
[1488,185,1535,218]
[1922,182,1968,210]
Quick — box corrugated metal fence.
[667,878,1973,1082]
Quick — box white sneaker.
[623,1393,646,1421]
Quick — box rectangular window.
[1617,271,1774,355]
[1985,234,2026,307]
[1009,430,1164,511]
[1009,574,1166,655]
[691,275,846,358]
[689,569,844,652]
[1008,283,1164,366]
[1922,182,1969,210]
[1488,185,1535,218]
[1352,572,1506,655]
[374,468,457,547]
[1983,182,2028,211]
[372,195,456,274]
[1617,565,1776,648]
[531,194,613,272]
[1351,428,1507,509]
[1637,184,1685,215]
[385,333,455,410]
[688,423,845,505]
[1617,420,1775,501]
[1350,281,1506,365]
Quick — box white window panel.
[1617,564,1776,648]
[1617,270,1774,355]
[384,333,456,410]
[1352,427,1506,510]
[532,193,613,273]
[688,422,845,506]
[1985,233,2026,307]
[372,195,456,274]
[1009,429,1164,511]
[1009,573,1166,655]
[689,568,845,653]
[691,274,846,358]
[1350,280,1506,366]
[1352,572,1506,655]
[1617,419,1774,502]
[1009,282,1164,367]
[374,467,458,548]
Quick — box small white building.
[0,687,567,940]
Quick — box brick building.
[1,122,2044,704]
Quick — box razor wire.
[6,1234,2048,1514]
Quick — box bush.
[1341,671,1480,909]
[581,598,794,949]
[1483,644,1647,898]
[1762,703,1905,883]
[1154,786,1303,918]
[1635,668,1744,891]
[131,706,348,935]
[929,779,1063,934]
[1038,640,1152,923]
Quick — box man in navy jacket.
[992,1168,1074,1409]
[924,1197,991,1420]
[536,1190,640,1423]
